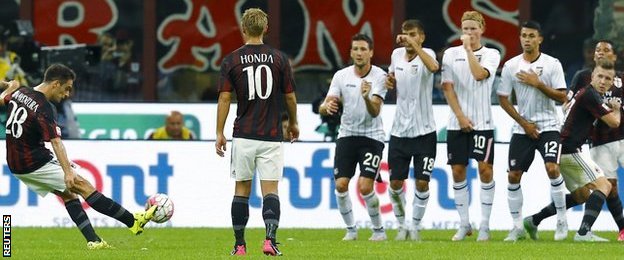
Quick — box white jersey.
[497,53,566,134]
[327,65,387,142]
[441,45,501,130]
[388,47,436,137]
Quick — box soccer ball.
[145,193,174,223]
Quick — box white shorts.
[590,139,624,179]
[230,138,283,181]
[560,152,605,192]
[13,159,77,197]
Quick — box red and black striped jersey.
[569,69,624,146]
[561,86,612,154]
[3,87,59,174]
[218,44,295,141]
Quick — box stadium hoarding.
[0,140,621,231]
[69,103,538,142]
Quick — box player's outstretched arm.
[0,80,20,106]
[216,92,231,157]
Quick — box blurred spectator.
[0,32,28,86]
[148,111,195,140]
[97,29,140,95]
[54,98,80,139]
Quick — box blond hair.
[461,11,485,29]
[241,8,268,37]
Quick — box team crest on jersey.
[411,64,419,75]
[334,168,339,176]
[535,67,544,76]
[510,159,516,167]
[476,55,482,62]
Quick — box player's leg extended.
[70,175,152,235]
[54,190,106,248]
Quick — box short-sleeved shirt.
[497,53,567,134]
[561,86,612,153]
[569,69,624,147]
[441,45,501,130]
[388,47,436,138]
[4,87,60,174]
[218,44,295,142]
[327,65,387,142]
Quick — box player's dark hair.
[43,64,76,84]
[596,39,616,50]
[402,19,425,33]
[521,20,542,35]
[595,59,615,71]
[352,33,373,50]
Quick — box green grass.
[8,228,623,259]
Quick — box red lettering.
[295,0,394,70]
[33,0,116,45]
[158,0,240,72]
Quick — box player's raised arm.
[0,80,20,106]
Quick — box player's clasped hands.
[608,98,622,110]
[385,73,396,90]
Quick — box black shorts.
[388,132,437,181]
[508,131,561,172]
[447,130,494,165]
[334,136,384,180]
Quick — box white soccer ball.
[145,193,174,223]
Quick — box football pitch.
[9,227,622,259]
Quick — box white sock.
[507,183,523,228]
[550,175,567,221]
[336,190,355,228]
[412,189,430,230]
[389,187,406,228]
[362,191,383,230]
[480,181,495,229]
[453,180,470,226]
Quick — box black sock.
[606,193,624,231]
[232,196,249,245]
[65,199,100,242]
[85,191,134,227]
[262,194,280,243]
[533,194,579,226]
[578,191,607,236]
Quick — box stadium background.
[0,0,622,231]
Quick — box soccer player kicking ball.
[0,64,156,250]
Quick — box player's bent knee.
[389,180,404,190]
[335,178,350,193]
[507,171,522,183]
